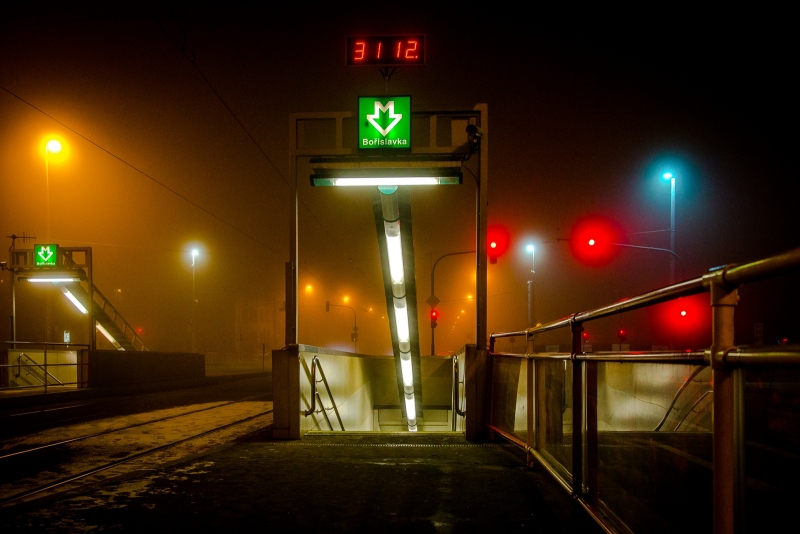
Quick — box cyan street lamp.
[662,171,676,285]
[526,244,535,328]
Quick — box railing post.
[710,278,742,534]
[586,359,598,502]
[571,320,583,497]
[526,331,535,467]
[43,344,48,393]
[273,343,300,440]
[465,343,488,441]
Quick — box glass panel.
[541,359,572,475]
[596,362,712,533]
[490,356,525,441]
[744,366,800,531]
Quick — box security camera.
[466,124,484,140]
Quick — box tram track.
[0,394,273,508]
[0,394,267,460]
[0,408,273,507]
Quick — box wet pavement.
[1,431,604,533]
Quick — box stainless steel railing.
[302,355,344,431]
[485,246,800,534]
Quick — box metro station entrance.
[273,104,489,438]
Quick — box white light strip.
[394,301,410,343]
[400,356,413,387]
[386,233,404,284]
[62,288,88,314]
[335,177,439,186]
[26,278,81,283]
[405,396,417,424]
[95,322,124,350]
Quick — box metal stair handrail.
[303,355,345,431]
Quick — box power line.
[0,84,284,260]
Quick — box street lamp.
[526,244,535,328]
[44,139,62,241]
[191,249,199,353]
[662,171,676,285]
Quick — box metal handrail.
[302,355,345,431]
[491,247,800,341]
[91,286,148,351]
[674,390,713,432]
[483,247,800,534]
[654,365,706,431]
[16,353,63,386]
[451,355,466,431]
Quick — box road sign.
[426,295,440,307]
[359,96,411,150]
[34,244,58,267]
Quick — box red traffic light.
[617,328,627,342]
[568,215,624,267]
[486,225,510,264]
[430,309,438,328]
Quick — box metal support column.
[710,276,742,533]
[571,320,584,496]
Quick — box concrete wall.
[87,351,205,388]
[295,346,459,433]
[299,348,377,432]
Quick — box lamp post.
[662,171,676,285]
[44,140,62,241]
[429,250,474,356]
[526,244,535,328]
[191,249,199,353]
[326,301,358,352]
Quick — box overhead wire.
[150,8,383,293]
[0,85,283,260]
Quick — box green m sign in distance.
[359,96,411,150]
[34,244,58,267]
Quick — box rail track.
[0,396,273,507]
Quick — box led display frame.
[347,35,425,66]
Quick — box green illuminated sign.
[359,96,411,150]
[34,244,58,267]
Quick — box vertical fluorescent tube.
[405,395,417,431]
[400,356,413,387]
[394,300,410,343]
[386,233,405,284]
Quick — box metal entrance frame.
[276,105,488,439]
[8,246,96,350]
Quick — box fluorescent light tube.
[334,177,439,186]
[62,287,88,314]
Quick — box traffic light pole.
[429,250,475,355]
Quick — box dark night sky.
[1,4,797,354]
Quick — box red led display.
[347,35,425,66]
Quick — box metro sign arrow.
[38,246,53,263]
[366,101,402,136]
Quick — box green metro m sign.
[359,96,411,150]
[34,244,58,267]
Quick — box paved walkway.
[2,431,603,533]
